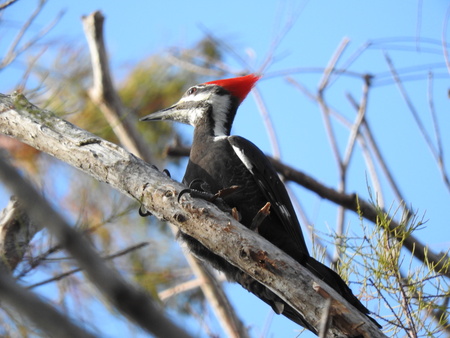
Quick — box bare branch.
[165,52,226,77]
[342,78,370,169]
[0,93,385,337]
[443,6,450,74]
[317,38,351,263]
[159,276,203,301]
[82,11,154,163]
[27,242,149,289]
[251,87,281,159]
[385,52,450,196]
[318,37,351,92]
[345,92,385,208]
[1,0,62,70]
[427,72,450,192]
[183,255,249,338]
[0,0,19,10]
[0,154,191,338]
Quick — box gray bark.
[0,92,386,337]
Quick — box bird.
[140,74,380,334]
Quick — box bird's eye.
[187,87,197,95]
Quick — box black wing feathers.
[228,135,309,258]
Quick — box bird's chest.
[183,138,264,216]
[184,139,244,189]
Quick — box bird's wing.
[228,135,310,257]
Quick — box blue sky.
[1,1,449,337]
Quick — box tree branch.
[0,93,385,337]
[82,11,154,163]
[0,153,191,338]
[27,242,149,289]
[81,11,247,338]
[165,144,450,279]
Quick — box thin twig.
[285,184,332,263]
[251,87,281,159]
[345,92,385,208]
[384,53,438,160]
[342,78,370,169]
[443,6,450,74]
[82,11,154,162]
[159,278,202,301]
[2,0,47,67]
[1,1,63,70]
[0,0,19,10]
[0,267,97,337]
[258,2,305,73]
[427,71,450,192]
[317,38,351,263]
[165,52,226,77]
[389,248,418,337]
[27,242,149,289]
[385,52,450,195]
[318,37,350,92]
[415,0,424,52]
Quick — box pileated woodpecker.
[141,74,380,333]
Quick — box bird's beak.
[140,103,191,125]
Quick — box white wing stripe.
[231,144,254,173]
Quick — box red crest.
[204,74,261,104]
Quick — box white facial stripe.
[232,144,254,173]
[180,91,210,103]
[179,89,231,136]
[175,92,211,126]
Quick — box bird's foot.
[139,165,171,217]
[249,202,271,232]
[178,180,241,221]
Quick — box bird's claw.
[178,180,241,220]
[212,185,240,200]
[139,165,171,217]
[178,187,214,203]
[250,202,271,231]
[139,205,152,217]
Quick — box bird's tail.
[303,256,381,328]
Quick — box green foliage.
[119,57,200,154]
[30,44,209,161]
[343,196,450,337]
